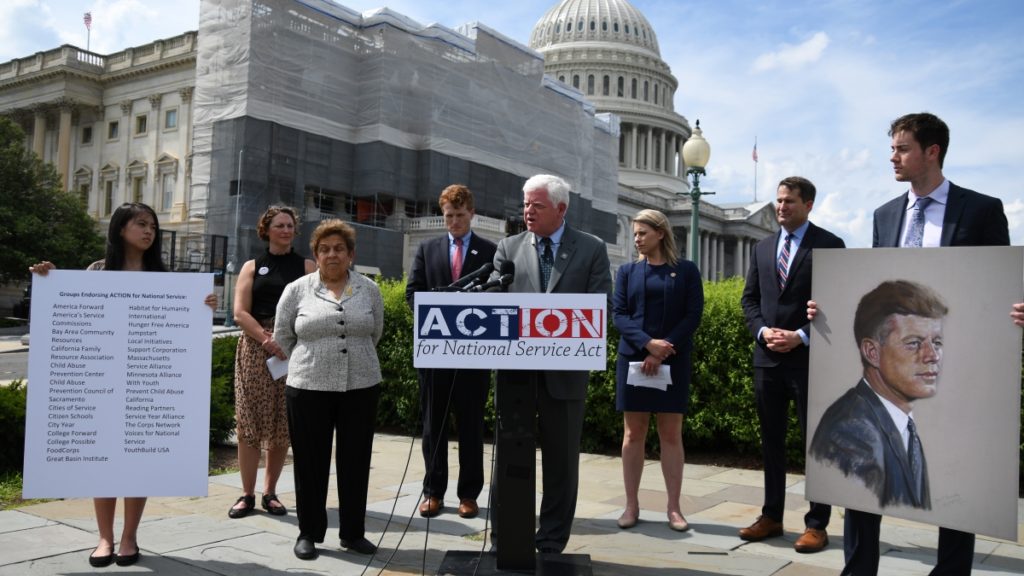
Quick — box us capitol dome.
[529,0,691,197]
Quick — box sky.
[2,0,1023,247]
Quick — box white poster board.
[807,247,1022,540]
[413,292,606,370]
[23,270,214,498]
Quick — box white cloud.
[753,31,830,72]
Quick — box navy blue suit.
[844,182,1009,576]
[613,259,703,413]
[741,222,844,528]
[406,232,496,503]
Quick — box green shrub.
[376,277,421,434]
[210,336,239,444]
[0,380,26,474]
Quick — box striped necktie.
[777,233,794,290]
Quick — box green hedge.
[0,380,26,473]
[210,336,239,445]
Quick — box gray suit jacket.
[493,224,612,399]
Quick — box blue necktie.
[903,197,933,247]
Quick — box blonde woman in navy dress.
[612,209,703,532]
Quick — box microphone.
[470,261,515,292]
[470,273,513,292]
[437,262,494,292]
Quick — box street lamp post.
[224,147,243,327]
[681,120,712,268]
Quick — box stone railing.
[406,214,507,235]
[0,31,197,83]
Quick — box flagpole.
[84,12,92,52]
[753,137,758,202]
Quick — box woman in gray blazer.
[274,219,384,561]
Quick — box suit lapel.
[547,227,575,292]
[858,381,917,495]
[525,233,543,292]
[880,196,909,247]
[940,184,966,247]
[462,235,488,277]
[784,225,814,291]
[763,231,782,299]
[432,236,454,284]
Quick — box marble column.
[32,109,46,159]
[720,235,729,280]
[646,127,653,171]
[700,233,709,280]
[57,106,72,189]
[626,124,634,169]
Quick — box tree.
[0,116,104,285]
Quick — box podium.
[414,293,605,575]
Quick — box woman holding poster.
[31,202,216,567]
[612,209,704,532]
[274,219,384,560]
[227,207,315,519]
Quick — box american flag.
[752,141,758,163]
[83,12,92,31]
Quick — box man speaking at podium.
[492,174,612,553]
[406,184,497,520]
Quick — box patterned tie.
[451,237,463,281]
[539,237,554,291]
[777,233,793,290]
[907,418,925,505]
[903,196,933,247]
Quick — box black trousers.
[753,365,830,529]
[419,368,490,501]
[285,385,380,542]
[844,509,975,575]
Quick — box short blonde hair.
[310,219,356,254]
[632,209,679,266]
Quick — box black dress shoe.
[261,493,287,516]
[228,494,256,519]
[340,537,377,555]
[88,549,114,568]
[294,536,318,560]
[537,546,561,554]
[115,547,141,566]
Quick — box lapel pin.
[671,272,677,277]
[471,249,478,255]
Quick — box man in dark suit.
[842,112,1010,576]
[810,280,947,510]
[492,174,611,553]
[406,184,497,519]
[740,176,845,553]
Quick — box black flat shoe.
[88,549,114,567]
[115,547,141,566]
[228,494,256,519]
[261,493,287,516]
[340,537,377,555]
[294,536,318,560]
